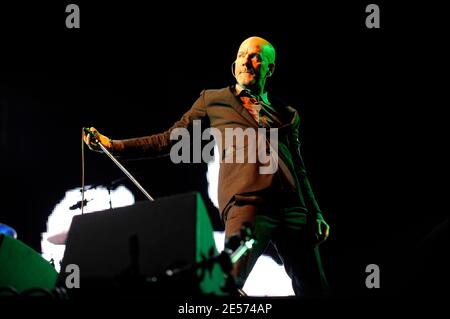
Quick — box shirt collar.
[235,84,270,105]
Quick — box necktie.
[240,95,262,123]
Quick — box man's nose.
[242,55,252,67]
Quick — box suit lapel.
[224,86,259,128]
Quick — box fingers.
[315,218,330,245]
[320,219,330,240]
[86,127,99,142]
[323,222,330,240]
[82,129,91,146]
[82,127,111,152]
[83,127,101,151]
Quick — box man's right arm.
[84,91,207,158]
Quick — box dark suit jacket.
[111,86,312,218]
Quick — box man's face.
[235,38,274,90]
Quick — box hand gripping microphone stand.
[83,128,155,202]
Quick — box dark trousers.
[224,203,329,297]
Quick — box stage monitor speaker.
[58,192,227,296]
[0,235,58,294]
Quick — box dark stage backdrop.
[0,2,445,299]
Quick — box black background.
[0,1,446,300]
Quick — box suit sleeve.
[110,90,207,158]
[291,114,324,219]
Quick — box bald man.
[84,36,330,297]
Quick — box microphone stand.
[85,129,155,202]
[106,184,112,209]
[148,224,257,296]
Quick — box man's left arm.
[291,128,330,244]
[301,174,330,243]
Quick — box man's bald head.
[238,36,276,64]
[234,36,276,94]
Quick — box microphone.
[83,127,98,140]
[231,61,237,78]
[69,199,91,210]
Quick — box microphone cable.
[81,128,86,215]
